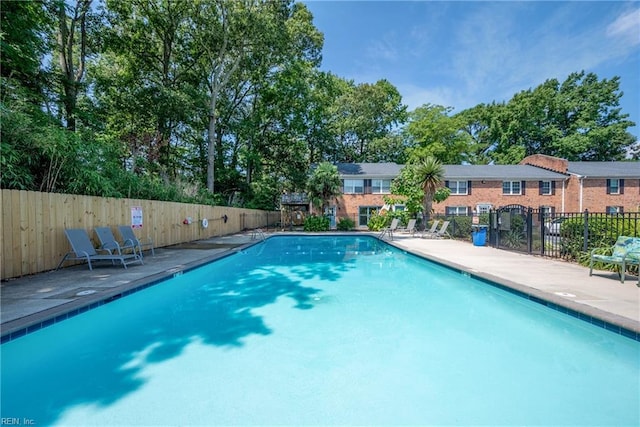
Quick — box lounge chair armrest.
[122,238,138,246]
[590,246,613,256]
[100,241,123,254]
[95,246,120,255]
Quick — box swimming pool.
[1,235,638,425]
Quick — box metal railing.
[487,209,640,261]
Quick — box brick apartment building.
[330,155,640,228]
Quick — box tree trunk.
[56,0,90,131]
[207,84,218,193]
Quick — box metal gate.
[488,205,543,254]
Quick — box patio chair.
[589,236,640,284]
[95,226,142,258]
[378,218,399,240]
[420,220,440,238]
[423,220,450,239]
[56,228,143,271]
[401,219,417,236]
[118,225,155,257]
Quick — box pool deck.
[2,231,639,341]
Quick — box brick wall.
[435,180,565,215]
[520,154,568,173]
[333,193,387,227]
[580,178,640,212]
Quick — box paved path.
[2,232,638,339]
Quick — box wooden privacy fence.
[0,190,278,280]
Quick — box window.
[607,179,621,195]
[446,206,469,216]
[371,179,391,194]
[540,206,554,216]
[358,206,379,227]
[606,206,623,214]
[447,180,468,195]
[476,204,492,214]
[540,181,552,195]
[344,179,364,194]
[502,181,521,195]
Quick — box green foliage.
[330,79,408,162]
[3,0,637,211]
[336,217,356,231]
[306,162,342,214]
[503,230,525,249]
[367,212,389,231]
[390,158,448,225]
[559,216,640,263]
[303,215,330,232]
[389,210,411,228]
[457,71,637,164]
[449,216,472,239]
[406,104,470,164]
[414,157,445,224]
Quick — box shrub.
[337,217,355,231]
[303,215,330,232]
[450,216,472,239]
[367,212,388,231]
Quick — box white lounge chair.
[401,219,417,236]
[423,220,450,239]
[57,228,143,270]
[378,218,400,240]
[421,220,440,238]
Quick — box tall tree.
[406,103,470,164]
[331,79,407,162]
[390,157,449,228]
[98,0,204,180]
[414,157,445,226]
[54,0,93,130]
[473,71,637,163]
[306,161,342,215]
[194,0,297,194]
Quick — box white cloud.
[366,33,400,62]
[396,83,476,113]
[606,8,640,46]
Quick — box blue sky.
[304,1,640,140]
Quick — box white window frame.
[446,206,469,216]
[476,204,492,214]
[371,179,391,194]
[344,179,364,194]
[448,180,468,195]
[608,179,620,195]
[607,206,622,214]
[502,181,521,195]
[358,206,380,227]
[540,181,552,195]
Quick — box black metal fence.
[486,207,640,261]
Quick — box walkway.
[2,232,638,341]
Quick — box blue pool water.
[1,235,639,425]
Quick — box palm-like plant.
[306,162,342,215]
[414,156,445,226]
